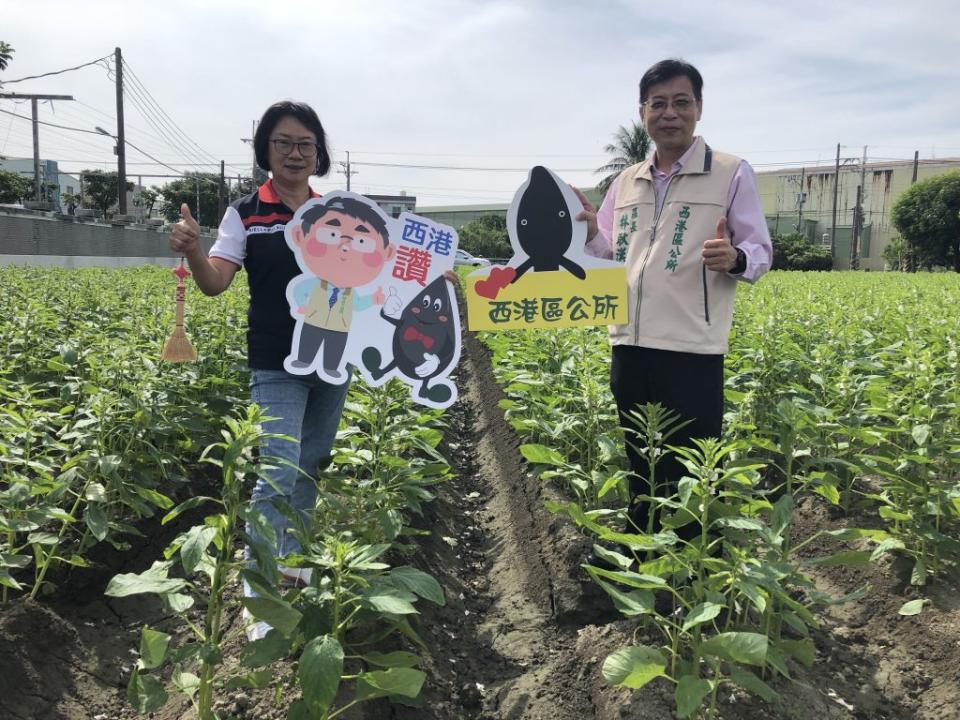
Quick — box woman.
[169,101,344,639]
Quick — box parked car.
[454,249,491,267]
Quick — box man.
[284,196,395,380]
[575,58,772,541]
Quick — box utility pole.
[796,166,806,235]
[339,150,357,191]
[851,145,867,270]
[831,143,840,261]
[0,92,74,204]
[851,184,862,270]
[906,150,919,272]
[218,160,225,219]
[114,47,127,215]
[911,150,919,183]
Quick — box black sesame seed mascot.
[511,165,586,282]
[361,275,457,404]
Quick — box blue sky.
[2,0,958,205]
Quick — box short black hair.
[299,196,390,247]
[639,59,704,103]
[254,101,332,177]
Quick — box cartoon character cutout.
[284,195,395,382]
[361,275,459,404]
[510,165,586,282]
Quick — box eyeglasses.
[641,96,697,114]
[314,229,378,254]
[271,138,318,157]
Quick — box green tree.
[138,187,159,218]
[771,232,833,271]
[0,169,31,203]
[158,172,224,226]
[891,170,960,272]
[61,191,81,214]
[595,121,652,195]
[458,214,511,259]
[0,41,13,73]
[80,169,134,217]
[882,235,908,271]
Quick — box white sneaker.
[279,567,313,587]
[242,608,272,642]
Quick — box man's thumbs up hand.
[702,215,737,273]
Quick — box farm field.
[0,267,958,720]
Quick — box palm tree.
[0,42,13,72]
[595,121,651,195]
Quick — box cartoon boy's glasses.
[315,229,378,254]
[271,138,319,157]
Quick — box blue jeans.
[247,368,350,562]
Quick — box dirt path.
[387,329,606,720]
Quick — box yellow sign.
[466,266,628,331]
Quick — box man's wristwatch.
[730,247,747,275]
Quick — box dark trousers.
[297,324,348,372]
[610,345,724,536]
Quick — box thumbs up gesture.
[701,216,737,273]
[170,203,201,256]
[383,287,403,318]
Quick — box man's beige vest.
[610,140,741,355]
[304,280,353,333]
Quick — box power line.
[121,59,221,167]
[0,54,112,85]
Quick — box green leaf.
[299,635,343,715]
[180,525,218,576]
[172,669,200,698]
[700,632,768,667]
[225,669,273,689]
[714,516,765,532]
[389,566,445,606]
[730,665,780,702]
[911,424,930,447]
[878,506,911,522]
[594,578,655,617]
[590,543,633,571]
[106,570,188,598]
[126,669,167,713]
[138,627,171,670]
[898,599,927,616]
[601,646,667,689]
[84,482,107,502]
[681,602,724,632]
[362,651,421,668]
[583,565,668,590]
[519,443,566,466]
[910,558,928,586]
[240,629,292,668]
[161,495,218,525]
[777,637,815,667]
[355,668,426,701]
[132,485,173,510]
[242,596,302,636]
[84,503,108,542]
[362,586,419,615]
[675,674,712,718]
[811,482,840,505]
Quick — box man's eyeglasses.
[271,138,318,157]
[641,97,696,114]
